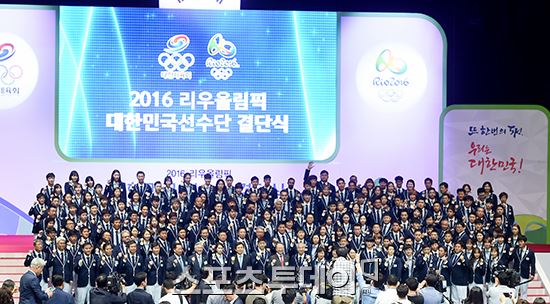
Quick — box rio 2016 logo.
[205,33,240,80]
[0,33,39,110]
[158,34,195,80]
[372,49,410,102]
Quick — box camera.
[105,273,126,294]
[493,265,521,288]
[427,270,447,292]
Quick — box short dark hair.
[282,288,297,304]
[162,279,175,290]
[254,273,269,284]
[134,272,148,286]
[96,274,108,288]
[253,298,267,304]
[405,277,419,291]
[336,247,348,258]
[372,274,384,288]
[387,274,399,286]
[425,273,438,287]
[52,275,64,288]
[396,284,409,298]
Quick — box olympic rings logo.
[208,33,237,59]
[0,65,23,85]
[158,52,195,72]
[378,88,404,102]
[210,67,233,80]
[376,49,407,75]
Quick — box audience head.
[52,275,64,288]
[396,284,409,299]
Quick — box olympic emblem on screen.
[208,33,237,59]
[376,49,407,75]
[205,33,240,81]
[158,34,195,80]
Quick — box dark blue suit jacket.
[19,271,50,304]
[46,288,74,304]
[127,288,155,304]
[513,248,536,278]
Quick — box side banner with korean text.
[441,106,550,243]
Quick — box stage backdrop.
[441,105,550,243]
[0,5,446,234]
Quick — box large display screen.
[58,7,338,161]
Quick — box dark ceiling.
[3,0,550,107]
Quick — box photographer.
[418,274,443,304]
[487,270,516,304]
[89,274,127,304]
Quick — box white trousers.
[63,281,72,294]
[40,280,49,291]
[76,285,91,304]
[443,289,451,304]
[516,277,529,300]
[146,283,161,303]
[451,285,468,303]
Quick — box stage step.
[0,236,34,304]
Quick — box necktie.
[239,255,243,268]
[198,255,202,266]
[132,255,136,265]
[299,256,303,265]
[279,254,284,266]
[140,185,143,194]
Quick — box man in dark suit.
[46,275,74,304]
[127,272,154,304]
[187,241,209,280]
[513,235,536,301]
[166,243,187,280]
[19,257,53,304]
[449,242,470,304]
[50,237,74,294]
[74,243,99,304]
[268,243,289,279]
[230,242,252,279]
[119,240,145,294]
[259,175,278,203]
[129,171,153,205]
[24,239,50,290]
